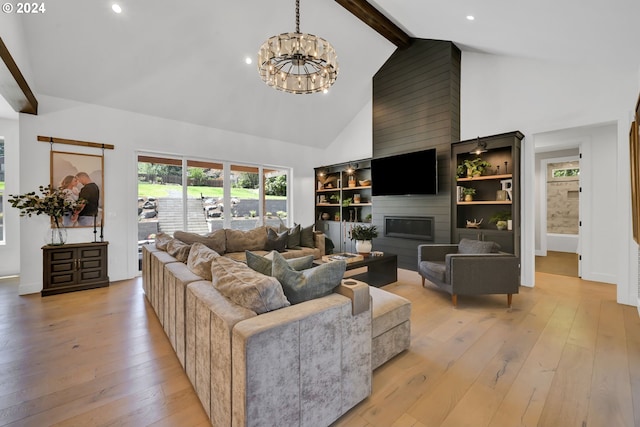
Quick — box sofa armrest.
[232,293,372,426]
[335,278,370,315]
[446,253,520,295]
[313,231,326,258]
[185,281,257,423]
[418,244,458,264]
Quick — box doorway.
[536,156,581,277]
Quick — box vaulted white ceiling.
[12,0,640,148]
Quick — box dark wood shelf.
[456,174,512,182]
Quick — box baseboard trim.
[19,282,42,295]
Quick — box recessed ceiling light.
[466,15,475,21]
[245,57,253,65]
[112,4,122,13]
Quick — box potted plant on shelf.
[462,187,476,202]
[489,211,512,230]
[457,158,492,178]
[9,185,86,245]
[349,224,378,255]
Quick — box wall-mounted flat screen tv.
[371,148,438,196]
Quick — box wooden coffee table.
[316,253,398,288]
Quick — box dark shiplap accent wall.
[372,39,461,270]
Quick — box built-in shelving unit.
[314,159,372,253]
[451,131,523,255]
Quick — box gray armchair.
[418,239,520,307]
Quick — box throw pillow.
[246,250,314,276]
[165,239,192,262]
[155,232,173,250]
[211,256,290,314]
[458,238,500,254]
[174,229,226,254]
[287,224,301,248]
[299,225,315,248]
[186,242,220,280]
[271,251,346,304]
[265,228,288,252]
[225,227,268,253]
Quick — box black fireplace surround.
[384,216,434,241]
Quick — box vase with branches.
[9,185,85,245]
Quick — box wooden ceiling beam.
[0,37,38,115]
[335,0,412,49]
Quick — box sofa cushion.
[265,228,288,252]
[186,242,220,280]
[155,232,173,250]
[174,229,226,254]
[210,256,290,314]
[419,260,446,284]
[458,238,499,254]
[246,250,314,276]
[299,225,315,248]
[286,224,301,248]
[225,226,268,253]
[272,251,345,304]
[166,239,192,262]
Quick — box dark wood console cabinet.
[42,242,109,296]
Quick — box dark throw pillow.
[265,228,288,252]
[287,224,301,248]
[299,225,315,248]
[271,251,345,304]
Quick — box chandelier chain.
[295,0,300,33]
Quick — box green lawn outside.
[137,182,285,199]
[0,181,4,191]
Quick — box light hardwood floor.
[1,270,638,427]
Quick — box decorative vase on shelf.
[321,212,330,220]
[45,226,67,246]
[355,240,372,255]
[496,220,507,231]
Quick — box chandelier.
[258,0,338,94]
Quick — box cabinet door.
[78,246,108,284]
[316,220,343,253]
[46,247,78,288]
[456,228,482,243]
[481,230,514,254]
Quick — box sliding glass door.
[137,154,290,269]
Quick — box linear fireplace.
[384,216,434,241]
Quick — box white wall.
[319,97,373,167]
[0,118,19,276]
[461,52,638,304]
[17,95,322,294]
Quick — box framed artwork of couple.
[50,150,104,228]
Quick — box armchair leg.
[421,276,425,287]
[451,294,457,307]
[507,294,513,308]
